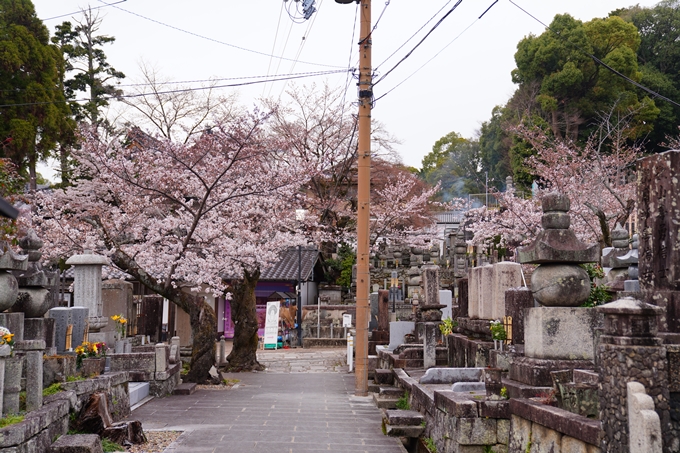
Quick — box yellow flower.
[3,333,13,342]
[111,315,120,321]
[92,345,98,354]
[120,318,127,324]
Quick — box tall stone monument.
[66,251,109,335]
[637,149,680,338]
[511,192,601,386]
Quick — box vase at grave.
[114,340,125,354]
[518,192,599,307]
[80,357,105,377]
[3,355,22,415]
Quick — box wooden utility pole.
[354,0,372,397]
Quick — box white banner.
[264,301,280,346]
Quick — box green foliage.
[580,264,612,307]
[490,320,507,341]
[66,375,84,382]
[0,0,75,185]
[423,437,437,453]
[500,386,509,399]
[324,243,355,288]
[420,131,467,180]
[395,392,410,410]
[101,439,125,452]
[439,317,458,336]
[52,9,125,126]
[0,414,24,428]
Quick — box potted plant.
[111,314,128,353]
[489,320,507,351]
[75,341,106,376]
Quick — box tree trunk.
[226,268,263,371]
[182,293,217,383]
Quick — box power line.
[374,0,464,86]
[96,0,345,70]
[508,0,680,109]
[374,0,498,102]
[262,1,286,96]
[375,0,454,70]
[41,0,128,21]
[0,69,349,109]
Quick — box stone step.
[128,382,150,406]
[502,377,553,399]
[372,393,399,409]
[48,434,103,453]
[374,369,394,385]
[368,383,381,393]
[173,382,197,395]
[384,409,424,426]
[379,386,405,398]
[385,425,425,438]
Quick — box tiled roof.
[260,247,319,281]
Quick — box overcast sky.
[32,0,660,177]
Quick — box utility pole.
[334,0,371,396]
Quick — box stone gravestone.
[369,292,379,331]
[66,251,109,335]
[637,149,680,336]
[504,287,533,345]
[49,307,71,353]
[511,192,600,386]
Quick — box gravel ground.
[126,431,182,453]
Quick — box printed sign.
[264,301,280,347]
[342,314,352,327]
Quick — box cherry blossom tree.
[468,124,639,252]
[31,112,310,380]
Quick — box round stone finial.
[19,229,43,262]
[542,192,570,212]
[541,192,571,230]
[631,234,639,250]
[611,223,629,249]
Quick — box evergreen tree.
[0,0,73,189]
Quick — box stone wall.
[59,371,130,421]
[598,343,675,452]
[0,396,69,453]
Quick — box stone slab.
[384,410,424,426]
[48,434,104,453]
[419,367,483,384]
[434,390,479,418]
[172,383,196,395]
[509,356,595,387]
[525,307,601,360]
[509,398,602,446]
[388,321,415,350]
[451,382,485,393]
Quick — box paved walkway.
[130,348,405,453]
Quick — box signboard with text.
[264,301,280,348]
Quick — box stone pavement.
[129,348,405,452]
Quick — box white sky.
[32,0,660,179]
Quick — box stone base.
[509,356,595,387]
[525,307,602,360]
[0,312,24,341]
[88,331,116,349]
[24,317,56,348]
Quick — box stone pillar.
[0,344,10,416]
[421,265,440,306]
[504,287,533,345]
[3,354,22,415]
[637,150,680,335]
[623,234,640,294]
[597,298,671,453]
[17,339,45,412]
[458,277,468,317]
[377,290,389,332]
[423,323,437,369]
[219,337,226,366]
[453,230,467,279]
[171,336,180,348]
[628,382,663,453]
[601,223,635,292]
[155,343,168,375]
[71,306,90,348]
[491,262,522,320]
[65,250,109,332]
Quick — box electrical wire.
[375,0,499,102]
[96,0,345,69]
[262,1,286,96]
[374,0,464,86]
[41,0,128,21]
[0,69,350,109]
[508,0,680,109]
[375,0,454,70]
[340,3,361,125]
